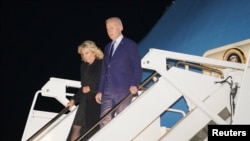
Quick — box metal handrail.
[176,61,224,78]
[27,106,70,141]
[76,93,135,141]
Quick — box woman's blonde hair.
[77,40,104,61]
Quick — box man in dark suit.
[95,17,142,127]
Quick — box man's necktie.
[109,41,115,61]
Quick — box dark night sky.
[1,1,173,140]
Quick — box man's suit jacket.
[98,36,142,95]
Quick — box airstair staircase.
[22,46,250,141]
